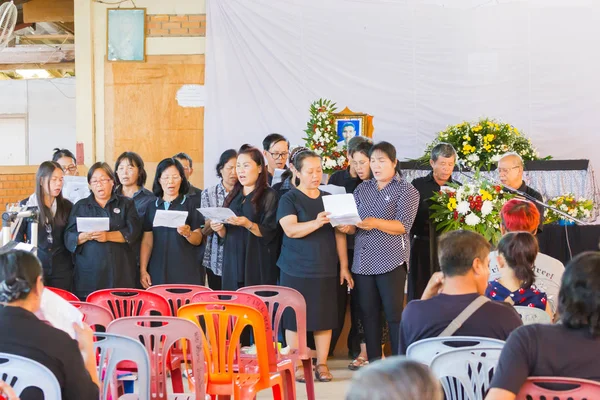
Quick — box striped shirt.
[352,175,420,275]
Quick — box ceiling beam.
[17,34,74,44]
[0,44,74,65]
[23,0,74,23]
[0,62,75,71]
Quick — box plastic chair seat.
[46,286,79,302]
[516,376,600,399]
[406,336,505,366]
[0,352,61,398]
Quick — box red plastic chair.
[46,287,79,302]
[147,284,213,316]
[516,377,600,399]
[107,316,206,399]
[237,285,314,400]
[69,301,114,331]
[86,288,172,318]
[178,302,285,400]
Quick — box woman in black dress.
[277,149,354,382]
[15,161,73,290]
[140,158,204,288]
[211,146,279,290]
[64,162,141,299]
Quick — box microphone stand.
[456,169,589,226]
[1,206,39,252]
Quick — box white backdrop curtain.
[204,0,600,188]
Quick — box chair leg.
[272,383,284,400]
[283,367,296,400]
[302,359,315,400]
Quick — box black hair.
[152,158,190,198]
[262,133,289,151]
[173,152,193,168]
[216,149,238,178]
[292,149,321,172]
[35,161,71,227]
[369,141,402,176]
[431,142,458,162]
[497,232,538,288]
[223,146,268,210]
[87,162,116,184]
[350,140,373,158]
[347,136,370,154]
[558,252,600,337]
[52,148,76,163]
[438,230,491,277]
[114,151,148,188]
[0,250,42,303]
[280,146,309,184]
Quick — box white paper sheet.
[63,176,90,205]
[197,207,237,223]
[322,193,361,227]
[76,217,110,232]
[270,168,286,186]
[14,242,35,252]
[152,210,188,228]
[319,184,347,195]
[39,288,84,339]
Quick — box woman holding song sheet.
[139,158,204,288]
[277,149,353,383]
[64,162,141,299]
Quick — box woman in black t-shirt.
[277,149,354,383]
[487,252,600,400]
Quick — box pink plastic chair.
[46,286,79,302]
[516,377,600,399]
[147,284,213,316]
[107,316,206,399]
[69,301,114,331]
[86,288,172,318]
[237,285,314,400]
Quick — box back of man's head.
[438,230,491,277]
[500,199,540,233]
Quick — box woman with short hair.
[65,162,141,298]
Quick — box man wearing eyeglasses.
[498,152,544,232]
[262,133,290,186]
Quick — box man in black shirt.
[408,143,459,301]
[262,133,290,186]
[498,152,544,231]
[399,230,522,355]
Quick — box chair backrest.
[107,316,205,398]
[406,336,505,365]
[147,284,213,316]
[69,301,114,330]
[87,288,171,318]
[237,285,309,359]
[430,347,502,400]
[0,352,61,398]
[533,253,565,314]
[46,286,79,302]
[94,332,151,400]
[516,377,600,399]
[514,306,552,325]
[177,302,275,389]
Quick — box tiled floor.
[257,358,355,400]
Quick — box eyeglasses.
[268,151,289,160]
[497,166,521,174]
[62,164,77,173]
[90,178,113,186]
[160,175,182,183]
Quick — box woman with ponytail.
[486,232,552,318]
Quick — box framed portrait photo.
[333,113,368,144]
[107,8,146,62]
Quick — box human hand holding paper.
[198,207,237,223]
[322,194,361,227]
[77,217,109,233]
[153,210,188,229]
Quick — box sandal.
[295,366,306,383]
[348,356,369,371]
[315,364,333,382]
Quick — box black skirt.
[280,271,338,332]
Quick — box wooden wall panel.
[23,0,74,23]
[105,55,205,189]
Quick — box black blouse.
[143,195,205,285]
[0,306,99,400]
[64,194,141,298]
[221,188,280,290]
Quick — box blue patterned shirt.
[200,182,228,276]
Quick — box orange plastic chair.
[46,287,79,302]
[86,288,172,318]
[178,302,285,400]
[147,284,213,316]
[516,377,600,399]
[238,285,314,400]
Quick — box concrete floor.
[257,358,355,400]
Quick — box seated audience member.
[399,230,522,355]
[486,232,552,318]
[0,250,99,399]
[486,252,600,400]
[346,356,443,400]
[490,199,564,312]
